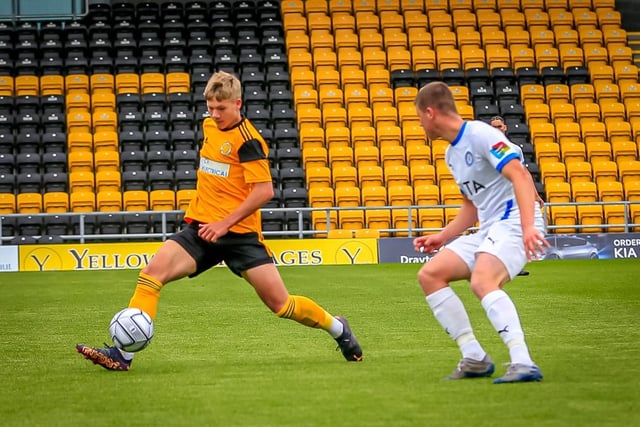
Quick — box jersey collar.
[450,121,467,147]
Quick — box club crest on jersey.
[490,141,510,159]
[465,151,474,166]
[220,141,232,155]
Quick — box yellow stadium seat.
[550,103,576,123]
[436,47,461,71]
[453,9,477,30]
[440,182,463,205]
[545,181,571,203]
[373,104,399,127]
[611,140,638,161]
[40,75,65,95]
[359,165,385,188]
[384,164,410,187]
[414,184,440,206]
[69,191,95,212]
[306,166,332,189]
[411,163,437,186]
[297,106,322,130]
[359,30,384,52]
[365,68,391,89]
[617,159,640,185]
[337,47,362,71]
[381,145,406,168]
[411,46,437,70]
[166,72,190,94]
[115,73,140,94]
[92,131,118,153]
[96,190,122,212]
[16,193,42,213]
[95,170,121,193]
[311,29,335,52]
[313,49,338,70]
[428,10,452,30]
[586,140,612,161]
[526,102,550,124]
[335,186,361,207]
[0,75,13,96]
[344,86,369,107]
[549,205,577,233]
[584,45,609,67]
[535,46,560,70]
[383,28,408,50]
[598,180,624,202]
[591,159,618,185]
[319,87,344,108]
[540,161,566,185]
[150,189,175,211]
[91,92,116,113]
[64,75,89,94]
[0,193,16,213]
[92,111,117,133]
[545,83,570,106]
[406,144,432,168]
[555,121,581,143]
[290,68,316,90]
[43,192,69,213]
[68,151,94,172]
[332,166,358,188]
[362,185,388,206]
[461,46,486,70]
[354,145,380,168]
[555,27,579,50]
[351,126,377,148]
[408,27,432,49]
[94,150,120,173]
[575,102,601,125]
[312,210,339,237]
[560,141,587,163]
[485,46,511,69]
[521,84,546,107]
[432,28,457,49]
[370,86,394,107]
[123,190,149,211]
[303,146,328,169]
[571,83,596,106]
[365,209,391,237]
[328,145,354,168]
[339,208,365,231]
[377,125,402,148]
[580,121,606,144]
[325,126,351,148]
[577,204,604,233]
[69,171,95,193]
[606,120,632,143]
[309,186,334,208]
[403,124,428,147]
[566,160,592,184]
[572,181,598,203]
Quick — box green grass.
[1,260,639,427]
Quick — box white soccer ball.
[109,308,154,352]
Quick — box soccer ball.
[109,308,154,352]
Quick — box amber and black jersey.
[184,117,272,234]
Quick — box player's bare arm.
[414,197,477,253]
[501,160,550,259]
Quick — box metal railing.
[1,200,639,244]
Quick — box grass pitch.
[1,259,639,427]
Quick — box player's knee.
[417,266,441,294]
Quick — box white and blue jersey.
[445,120,538,229]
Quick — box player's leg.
[418,237,494,379]
[76,233,198,371]
[243,263,363,361]
[473,222,542,383]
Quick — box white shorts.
[445,216,546,280]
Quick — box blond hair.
[415,81,458,115]
[203,71,242,101]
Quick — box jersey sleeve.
[239,138,272,184]
[485,137,521,173]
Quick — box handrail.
[1,200,639,243]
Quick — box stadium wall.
[0,232,638,273]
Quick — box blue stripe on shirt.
[501,199,514,220]
[496,153,520,172]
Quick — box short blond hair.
[203,71,242,101]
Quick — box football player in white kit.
[413,82,550,383]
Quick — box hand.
[523,226,550,261]
[414,233,446,255]
[198,221,228,243]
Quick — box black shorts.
[169,222,274,277]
